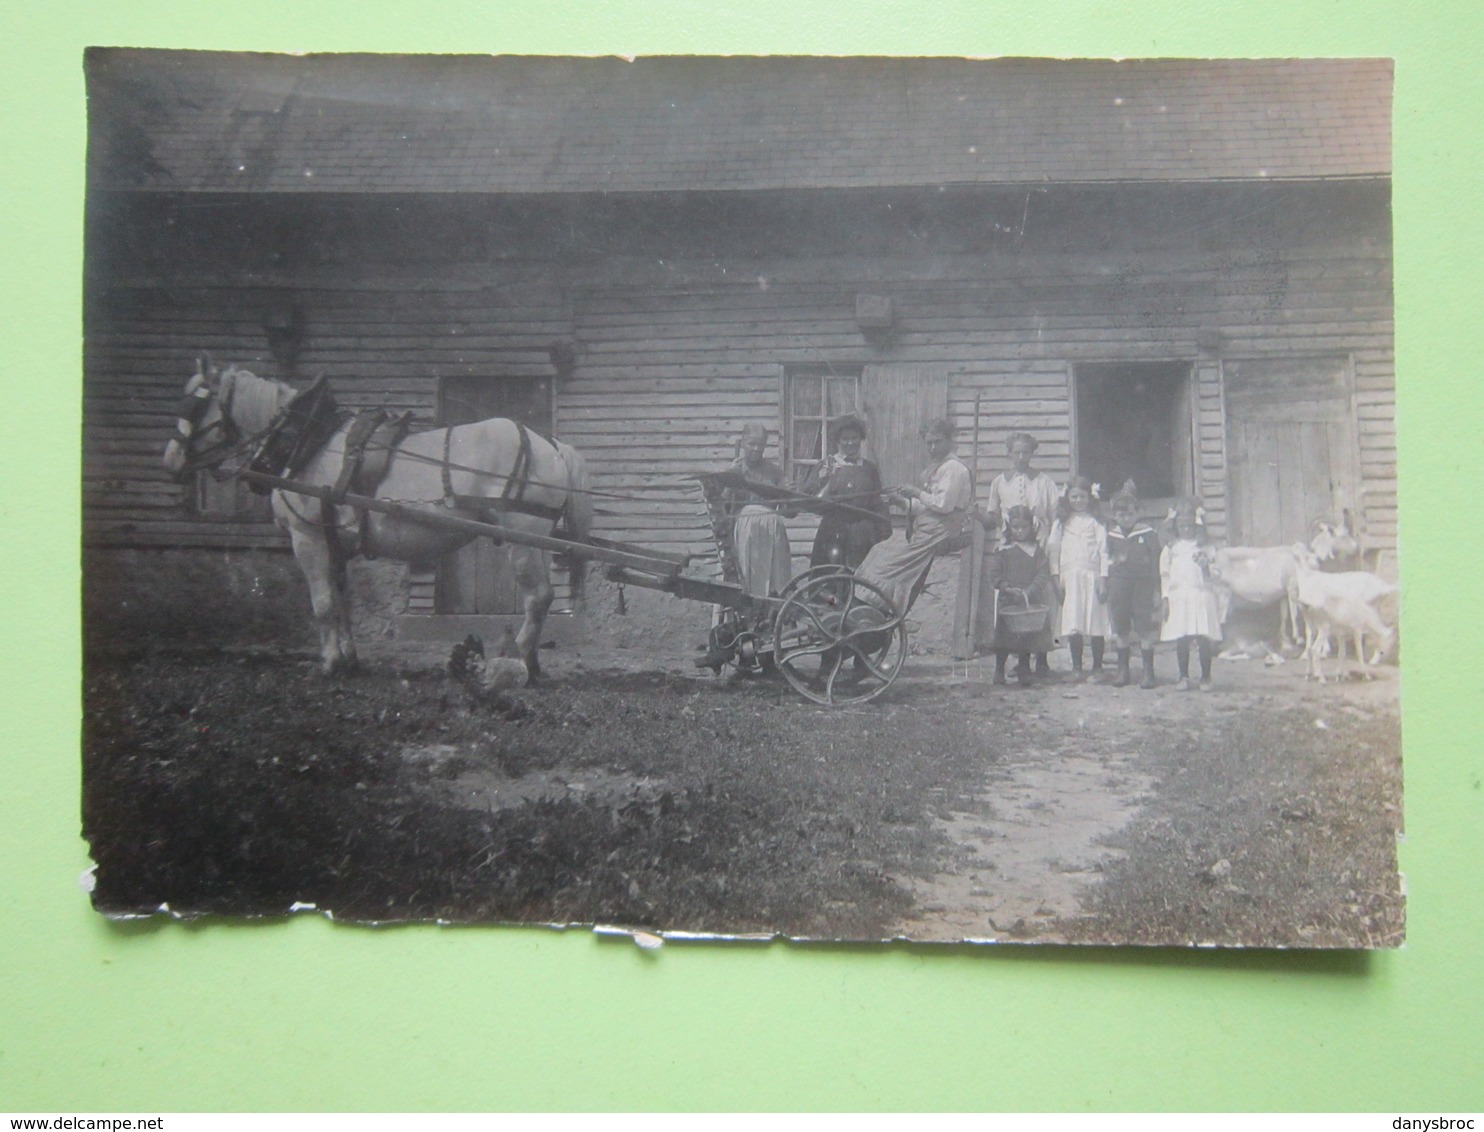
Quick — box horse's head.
[162,353,238,481]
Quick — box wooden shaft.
[603,565,771,612]
[238,469,683,576]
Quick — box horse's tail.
[557,440,593,607]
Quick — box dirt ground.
[82,636,1404,947]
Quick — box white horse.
[163,355,591,679]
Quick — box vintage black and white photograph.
[82,50,1402,945]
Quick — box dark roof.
[87,51,1392,194]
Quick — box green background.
[4,0,1481,1112]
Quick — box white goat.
[1293,552,1398,682]
[1212,518,1361,650]
[1212,544,1307,647]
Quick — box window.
[784,363,948,495]
[194,472,272,520]
[786,367,862,483]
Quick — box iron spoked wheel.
[772,572,907,706]
[776,563,853,603]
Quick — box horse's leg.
[510,545,554,685]
[287,523,354,676]
[335,567,358,673]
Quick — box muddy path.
[81,642,1403,946]
[887,656,1403,945]
[890,744,1154,941]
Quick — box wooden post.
[952,393,986,661]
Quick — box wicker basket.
[1001,606,1050,634]
[997,588,1050,634]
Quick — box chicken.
[447,627,528,694]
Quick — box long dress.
[987,540,1055,652]
[1160,538,1224,641]
[721,456,794,598]
[802,454,891,569]
[1048,512,1111,637]
[855,453,973,614]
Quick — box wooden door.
[436,375,553,614]
[1223,356,1359,547]
[860,363,950,506]
[1168,370,1197,499]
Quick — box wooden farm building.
[84,51,1394,645]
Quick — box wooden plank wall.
[85,235,1395,592]
[1353,344,1399,551]
[86,286,293,551]
[562,248,1392,568]
[84,282,572,602]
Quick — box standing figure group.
[981,434,1224,691]
[984,432,1059,678]
[710,417,1227,693]
[717,416,893,602]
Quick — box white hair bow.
[1166,505,1209,524]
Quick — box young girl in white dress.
[1048,476,1110,680]
[1160,501,1224,691]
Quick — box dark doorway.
[1074,362,1195,506]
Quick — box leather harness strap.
[439,419,564,526]
[332,409,389,504]
[246,375,345,494]
[330,408,413,503]
[504,422,532,505]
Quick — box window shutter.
[860,364,950,493]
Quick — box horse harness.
[210,375,567,573]
[440,419,566,528]
[246,375,348,492]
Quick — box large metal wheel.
[776,563,854,602]
[771,571,907,705]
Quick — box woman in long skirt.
[724,422,794,598]
[856,417,973,614]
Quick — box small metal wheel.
[772,571,907,705]
[707,608,770,674]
